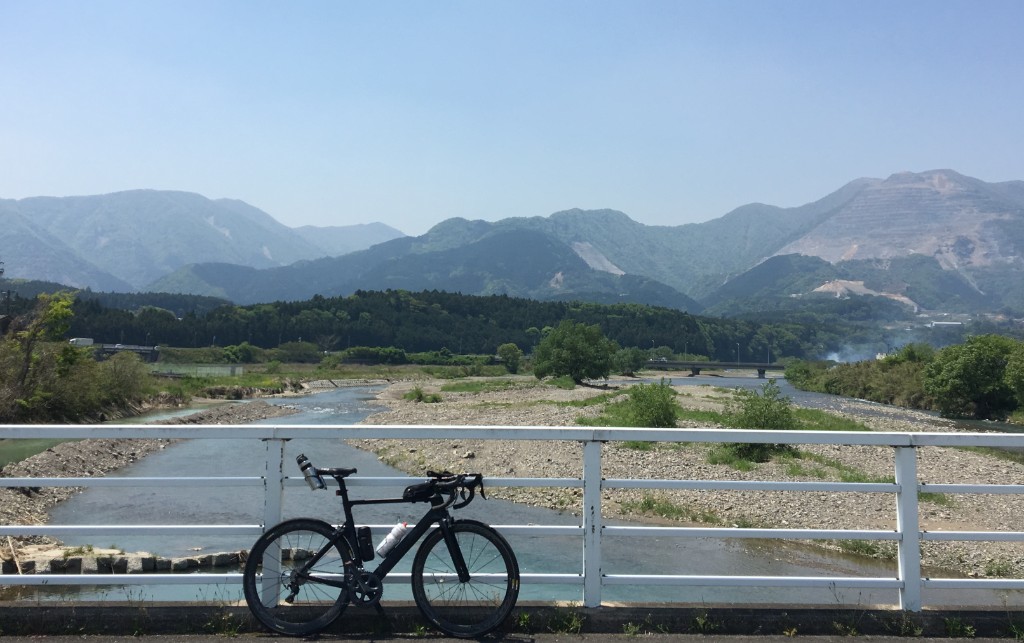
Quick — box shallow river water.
[20,379,1023,608]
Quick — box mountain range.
[3,170,1024,316]
[0,190,404,291]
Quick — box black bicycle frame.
[312,476,471,587]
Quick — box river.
[17,379,1022,608]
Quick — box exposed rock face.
[776,170,1024,268]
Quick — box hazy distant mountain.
[0,190,405,289]
[0,200,132,291]
[292,222,405,256]
[7,170,1024,315]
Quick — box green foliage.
[943,617,977,638]
[719,380,797,463]
[577,382,677,428]
[403,386,442,403]
[623,379,678,428]
[613,346,648,376]
[496,342,523,374]
[730,379,797,430]
[924,334,1020,419]
[622,493,721,523]
[0,293,153,422]
[532,320,618,383]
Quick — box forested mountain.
[6,170,1024,316]
[0,190,405,289]
[151,228,702,310]
[149,170,1024,314]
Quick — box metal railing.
[2,424,1024,610]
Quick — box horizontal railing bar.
[8,424,1024,448]
[601,575,903,588]
[0,477,260,488]
[923,578,1024,589]
[0,574,242,585]
[0,524,583,538]
[0,572,589,587]
[603,526,897,540]
[921,484,1024,494]
[604,479,897,493]
[922,531,1024,542]
[0,525,261,537]
[0,476,579,490]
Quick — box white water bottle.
[376,522,410,556]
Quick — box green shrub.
[624,379,678,428]
[717,379,797,463]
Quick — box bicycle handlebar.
[294,455,485,509]
[429,470,486,509]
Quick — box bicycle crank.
[351,571,383,606]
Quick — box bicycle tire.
[242,518,353,636]
[411,519,520,638]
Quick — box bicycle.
[242,454,520,638]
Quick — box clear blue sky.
[2,1,1022,236]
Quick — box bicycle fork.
[440,517,472,583]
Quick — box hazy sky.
[2,1,1022,236]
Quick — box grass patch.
[620,441,656,451]
[676,407,730,424]
[439,378,532,393]
[706,445,756,471]
[838,539,883,557]
[547,376,576,390]
[402,386,442,403]
[622,494,721,523]
[793,408,872,431]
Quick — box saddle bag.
[403,480,436,502]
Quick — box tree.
[1007,342,1024,409]
[532,320,618,384]
[496,343,523,374]
[613,347,647,376]
[924,335,1019,419]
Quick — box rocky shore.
[0,400,297,568]
[352,375,1024,579]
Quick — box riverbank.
[352,374,1024,579]
[0,400,298,554]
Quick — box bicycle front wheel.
[242,518,353,636]
[411,519,520,638]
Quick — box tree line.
[785,335,1024,421]
[65,288,893,363]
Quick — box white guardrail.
[3,424,1024,611]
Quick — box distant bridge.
[96,344,160,363]
[646,359,785,379]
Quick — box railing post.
[263,438,287,531]
[582,439,603,607]
[894,445,922,611]
[260,438,287,606]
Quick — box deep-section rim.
[410,519,520,638]
[242,517,353,636]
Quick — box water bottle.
[376,522,410,556]
[297,454,324,490]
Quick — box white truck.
[68,338,95,346]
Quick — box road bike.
[242,454,520,637]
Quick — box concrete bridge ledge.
[0,603,1021,638]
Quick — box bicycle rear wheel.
[242,518,353,636]
[411,519,520,638]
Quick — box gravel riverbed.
[352,375,1024,579]
[3,377,1023,580]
